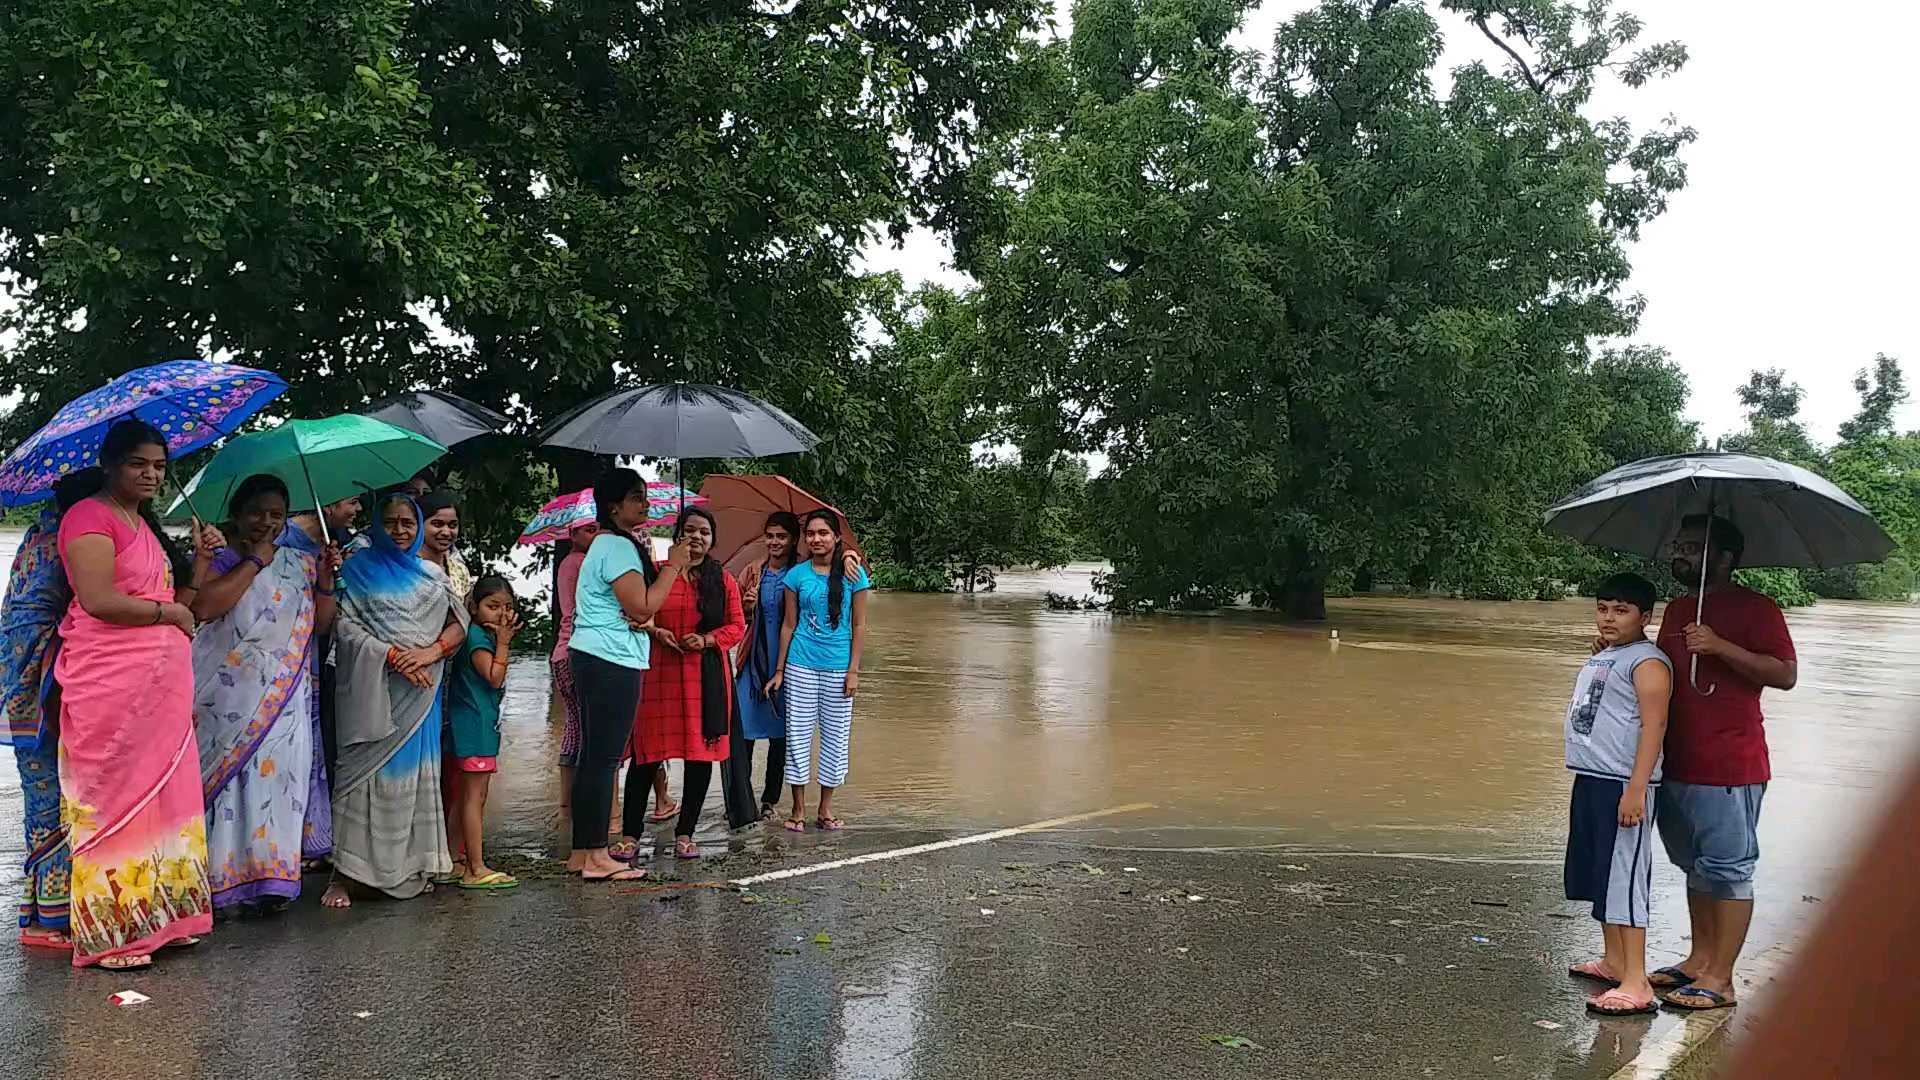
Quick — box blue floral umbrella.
[0,359,288,507]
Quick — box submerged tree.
[968,0,1693,615]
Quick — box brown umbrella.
[699,474,861,574]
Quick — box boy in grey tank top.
[1562,573,1673,1015]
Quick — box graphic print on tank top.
[1569,659,1614,736]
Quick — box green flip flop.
[456,871,520,891]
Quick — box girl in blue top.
[766,508,869,832]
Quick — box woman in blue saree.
[322,493,466,908]
[1,468,102,947]
[189,474,340,912]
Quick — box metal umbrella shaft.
[1692,484,1716,696]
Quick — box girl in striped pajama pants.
[766,509,869,832]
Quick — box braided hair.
[591,468,657,583]
[801,508,848,629]
[99,419,193,586]
[675,506,724,626]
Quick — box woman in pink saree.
[55,420,220,969]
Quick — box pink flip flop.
[649,802,680,823]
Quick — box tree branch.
[1473,16,1545,95]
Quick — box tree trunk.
[1277,542,1327,620]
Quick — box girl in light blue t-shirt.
[766,508,868,832]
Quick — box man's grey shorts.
[1656,781,1766,900]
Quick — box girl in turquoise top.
[444,576,520,891]
[767,508,869,832]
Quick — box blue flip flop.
[1649,965,1697,989]
[1663,985,1737,1011]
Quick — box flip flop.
[1649,965,1698,989]
[1587,988,1659,1016]
[583,867,649,883]
[19,930,73,950]
[675,838,703,860]
[783,818,806,833]
[815,816,845,832]
[1568,961,1621,987]
[167,935,201,949]
[649,803,680,822]
[1663,986,1738,1011]
[606,839,639,861]
[457,871,521,891]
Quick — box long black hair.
[801,508,848,629]
[228,473,291,521]
[591,468,657,583]
[100,419,193,586]
[764,510,802,569]
[675,505,725,627]
[53,467,105,517]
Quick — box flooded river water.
[4,544,1917,873]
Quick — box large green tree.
[967,0,1691,615]
[2,0,1051,572]
[0,0,564,441]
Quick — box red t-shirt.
[1656,585,1797,785]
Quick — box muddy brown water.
[4,544,1916,867]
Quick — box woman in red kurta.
[628,507,746,858]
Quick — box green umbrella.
[165,415,447,539]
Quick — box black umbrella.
[1545,452,1893,693]
[360,389,510,449]
[538,383,820,510]
[538,382,817,459]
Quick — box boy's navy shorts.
[1565,774,1657,928]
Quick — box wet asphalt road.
[0,817,1764,1080]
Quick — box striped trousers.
[783,665,852,789]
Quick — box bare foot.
[321,881,352,909]
[98,954,153,971]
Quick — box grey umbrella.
[538,382,818,459]
[1544,451,1893,691]
[360,390,511,449]
[538,382,820,507]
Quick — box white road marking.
[731,803,1156,887]
[1606,1009,1734,1080]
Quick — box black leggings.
[627,760,712,839]
[568,649,643,851]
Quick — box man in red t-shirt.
[1651,514,1798,1011]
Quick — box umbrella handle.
[1689,654,1717,696]
[296,451,331,547]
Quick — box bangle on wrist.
[315,585,335,597]
[151,601,164,625]
[242,554,267,571]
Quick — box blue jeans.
[1656,781,1766,900]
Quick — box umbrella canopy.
[700,474,860,573]
[359,389,510,449]
[1543,452,1894,569]
[538,382,819,459]
[0,359,288,507]
[165,416,447,526]
[517,482,707,546]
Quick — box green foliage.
[865,560,955,593]
[1734,568,1817,610]
[966,0,1693,616]
[1,0,1051,569]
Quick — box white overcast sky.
[862,0,1920,446]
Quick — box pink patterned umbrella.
[516,482,705,545]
